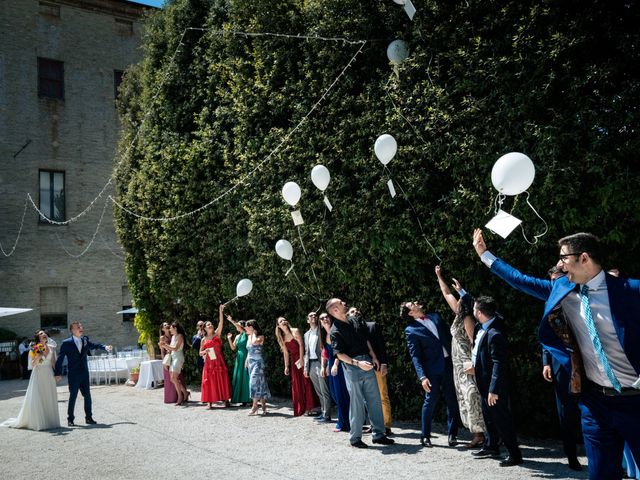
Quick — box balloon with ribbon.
[387,39,409,78]
[224,278,253,306]
[275,239,295,276]
[311,165,333,211]
[282,181,304,226]
[375,134,398,198]
[491,152,535,196]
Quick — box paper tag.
[291,209,304,226]
[387,179,397,198]
[404,0,416,20]
[632,376,640,390]
[284,263,294,277]
[485,209,522,239]
[323,195,333,212]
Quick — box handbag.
[162,353,171,367]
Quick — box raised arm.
[435,265,459,313]
[216,304,225,338]
[227,333,237,351]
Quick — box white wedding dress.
[1,347,61,431]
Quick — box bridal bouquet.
[30,343,46,364]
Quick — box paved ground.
[0,378,588,479]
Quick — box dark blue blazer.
[405,312,452,380]
[491,258,640,376]
[54,336,107,380]
[473,315,509,396]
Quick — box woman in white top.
[2,330,61,431]
[163,322,190,405]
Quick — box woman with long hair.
[158,322,180,404]
[320,313,350,432]
[245,320,270,415]
[1,330,60,430]
[435,266,486,447]
[275,316,317,416]
[199,305,232,408]
[227,315,251,406]
[163,321,190,405]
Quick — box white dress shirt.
[308,328,319,360]
[73,335,82,353]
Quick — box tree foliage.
[115,0,640,435]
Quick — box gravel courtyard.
[0,379,588,479]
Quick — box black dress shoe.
[420,437,433,448]
[499,455,524,467]
[568,458,582,471]
[372,435,395,445]
[448,434,458,446]
[350,440,368,448]
[472,448,500,458]
[67,420,75,427]
[85,417,97,425]
[385,428,394,436]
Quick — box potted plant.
[130,365,140,384]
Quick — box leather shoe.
[372,435,395,445]
[85,417,97,425]
[568,458,582,471]
[499,455,524,467]
[420,437,433,448]
[385,428,394,436]
[472,448,500,458]
[350,440,368,448]
[315,417,332,423]
[67,420,75,427]
[448,434,458,446]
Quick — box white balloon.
[311,165,330,192]
[275,239,293,261]
[236,278,253,297]
[282,181,301,206]
[374,134,397,165]
[491,152,536,196]
[387,40,409,65]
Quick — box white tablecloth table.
[135,360,164,389]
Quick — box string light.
[54,197,112,258]
[0,199,28,257]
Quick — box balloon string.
[491,193,506,215]
[296,225,323,300]
[383,165,443,264]
[383,76,430,148]
[519,191,549,245]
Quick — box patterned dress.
[247,342,271,400]
[450,313,486,433]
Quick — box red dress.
[285,339,319,416]
[200,336,231,403]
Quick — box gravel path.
[0,379,589,479]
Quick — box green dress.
[231,332,251,403]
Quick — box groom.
[55,321,110,426]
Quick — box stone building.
[0,0,154,348]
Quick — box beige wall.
[0,0,151,348]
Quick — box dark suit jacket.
[474,315,509,396]
[366,321,388,365]
[54,336,106,380]
[490,258,640,376]
[405,312,452,380]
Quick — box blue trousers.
[342,355,385,444]
[551,363,581,462]
[68,375,92,422]
[579,387,640,480]
[421,358,460,439]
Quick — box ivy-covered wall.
[114,0,640,436]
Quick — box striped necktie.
[580,285,621,392]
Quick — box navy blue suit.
[489,257,640,478]
[405,313,460,440]
[542,348,582,464]
[473,315,521,458]
[55,336,107,422]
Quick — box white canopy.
[0,308,32,317]
[116,307,139,315]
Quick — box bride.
[2,330,60,430]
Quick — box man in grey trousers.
[304,311,332,423]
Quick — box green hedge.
[114,0,640,436]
